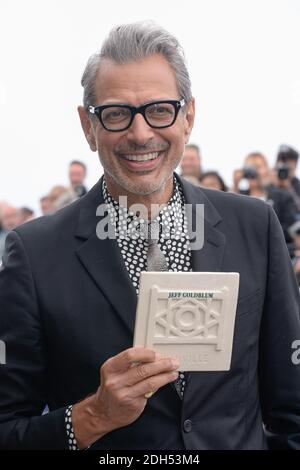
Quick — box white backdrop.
[0,0,300,212]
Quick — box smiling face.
[78,54,194,202]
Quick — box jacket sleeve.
[259,206,300,449]
[0,230,68,449]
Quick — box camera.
[242,166,257,179]
[277,164,289,180]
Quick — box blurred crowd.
[181,143,300,285]
[0,161,87,259]
[1,146,300,284]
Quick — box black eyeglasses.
[88,99,185,132]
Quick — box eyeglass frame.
[88,99,185,132]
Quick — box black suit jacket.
[0,174,300,449]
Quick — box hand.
[91,347,179,431]
[72,347,179,448]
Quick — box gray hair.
[81,21,192,109]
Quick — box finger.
[123,357,180,387]
[130,370,179,399]
[104,347,157,373]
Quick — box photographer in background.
[69,160,88,197]
[232,152,297,245]
[273,145,300,212]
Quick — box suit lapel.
[74,178,137,335]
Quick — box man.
[69,160,88,197]
[0,22,299,450]
[0,204,21,232]
[275,145,300,211]
[232,152,297,244]
[180,144,202,181]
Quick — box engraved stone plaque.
[133,272,240,371]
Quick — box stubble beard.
[103,165,169,196]
[99,151,180,197]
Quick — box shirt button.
[183,419,192,433]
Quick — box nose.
[126,113,155,145]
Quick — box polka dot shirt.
[102,176,192,294]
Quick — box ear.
[78,106,97,152]
[183,98,195,144]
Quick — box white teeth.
[123,152,160,162]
